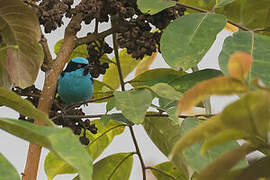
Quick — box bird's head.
[61,57,90,77]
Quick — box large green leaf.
[91,153,133,180]
[160,13,226,70]
[179,117,248,172]
[0,0,43,88]
[114,89,153,124]
[85,120,125,160]
[44,120,125,179]
[0,153,20,180]
[137,0,176,15]
[129,68,187,87]
[0,87,54,126]
[44,152,77,180]
[92,80,114,103]
[0,118,92,180]
[143,115,181,156]
[221,0,270,30]
[150,83,182,100]
[219,31,270,87]
[215,0,236,8]
[143,115,190,177]
[169,69,222,93]
[103,49,139,89]
[150,161,187,180]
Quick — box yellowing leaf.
[224,22,239,32]
[197,144,254,180]
[135,51,157,76]
[228,52,252,80]
[170,115,222,159]
[177,77,248,115]
[201,129,249,155]
[0,0,44,88]
[103,49,139,89]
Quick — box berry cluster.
[38,0,72,33]
[87,41,112,78]
[52,108,98,145]
[13,86,98,146]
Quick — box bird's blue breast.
[57,68,93,104]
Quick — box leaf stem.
[111,15,147,180]
[54,112,213,120]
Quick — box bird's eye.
[77,64,82,68]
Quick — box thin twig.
[55,112,213,120]
[75,27,119,47]
[111,15,147,180]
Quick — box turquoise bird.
[57,57,93,104]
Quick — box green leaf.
[92,153,134,180]
[0,0,44,88]
[237,156,270,180]
[175,117,248,173]
[143,115,181,156]
[106,97,115,113]
[178,0,216,11]
[150,161,187,180]
[219,31,270,87]
[197,144,253,180]
[215,0,236,8]
[143,115,190,177]
[0,87,54,126]
[169,69,222,93]
[54,40,88,59]
[107,113,134,125]
[160,13,226,70]
[130,68,187,87]
[177,77,248,115]
[44,152,76,180]
[93,80,114,103]
[0,153,20,180]
[0,118,92,180]
[114,89,153,124]
[221,90,270,141]
[150,83,182,100]
[86,120,125,160]
[137,0,176,15]
[220,0,270,30]
[103,49,139,89]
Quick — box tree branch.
[22,11,83,180]
[74,27,119,47]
